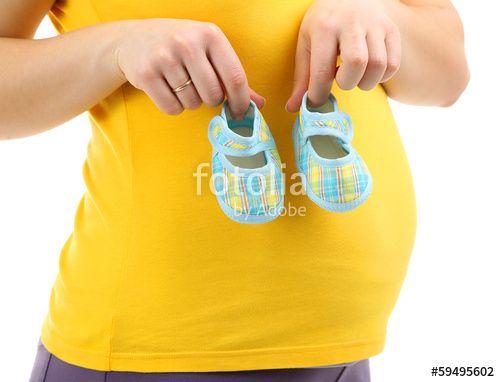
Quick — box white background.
[0,1,498,381]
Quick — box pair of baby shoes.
[208,92,372,224]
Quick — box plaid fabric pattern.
[259,119,271,142]
[299,114,352,138]
[298,151,370,204]
[212,153,283,215]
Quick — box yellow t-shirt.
[42,0,416,372]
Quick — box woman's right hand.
[115,19,264,118]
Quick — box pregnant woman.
[0,0,468,381]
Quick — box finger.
[381,25,401,83]
[308,33,338,107]
[358,30,387,91]
[208,35,251,119]
[249,87,266,109]
[163,64,202,110]
[336,29,369,90]
[143,76,184,115]
[286,35,311,113]
[184,55,224,107]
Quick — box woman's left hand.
[286,0,401,111]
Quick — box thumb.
[249,87,266,109]
[286,37,310,113]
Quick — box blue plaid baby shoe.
[293,92,372,212]
[208,101,284,223]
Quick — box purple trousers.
[30,342,370,382]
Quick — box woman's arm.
[286,0,469,112]
[383,0,469,106]
[0,1,264,140]
[0,23,126,139]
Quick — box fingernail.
[285,102,291,113]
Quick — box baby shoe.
[208,101,284,224]
[293,92,372,212]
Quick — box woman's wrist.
[102,20,141,85]
[54,21,137,88]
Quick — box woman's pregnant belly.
[43,0,417,372]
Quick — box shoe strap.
[208,115,275,157]
[299,112,354,143]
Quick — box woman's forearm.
[0,22,127,139]
[383,0,469,106]
[1,17,265,140]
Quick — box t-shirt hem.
[40,330,385,372]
